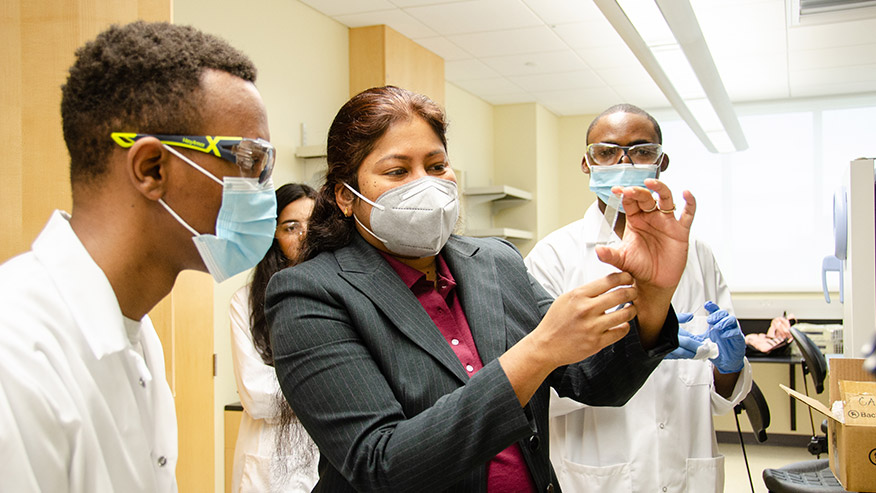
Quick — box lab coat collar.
[31,210,132,360]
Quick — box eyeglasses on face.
[110,132,275,184]
[277,220,306,237]
[586,142,663,167]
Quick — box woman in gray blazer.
[266,86,696,492]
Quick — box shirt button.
[139,378,146,388]
[466,364,474,372]
[451,339,460,346]
[662,487,668,492]
[659,423,665,429]
[157,456,167,467]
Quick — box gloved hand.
[703,301,745,373]
[665,327,707,359]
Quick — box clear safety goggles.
[586,142,663,167]
[111,132,275,184]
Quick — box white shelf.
[463,185,532,202]
[466,227,534,240]
[295,144,327,158]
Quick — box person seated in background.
[525,103,752,493]
[264,86,694,492]
[230,183,320,492]
[745,313,795,355]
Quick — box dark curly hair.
[586,103,662,145]
[61,21,257,185]
[248,183,316,366]
[300,86,448,262]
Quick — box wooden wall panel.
[2,2,213,490]
[349,24,445,105]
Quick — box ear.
[659,153,670,172]
[334,181,355,217]
[126,137,170,201]
[581,154,591,175]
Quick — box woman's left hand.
[595,179,695,291]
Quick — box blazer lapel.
[442,236,508,366]
[337,235,469,383]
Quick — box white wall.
[172,2,349,491]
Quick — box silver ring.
[642,203,658,213]
[658,205,676,214]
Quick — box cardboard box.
[781,357,876,492]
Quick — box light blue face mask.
[588,164,659,213]
[160,145,277,283]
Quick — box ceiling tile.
[445,59,501,80]
[790,44,876,71]
[788,17,876,50]
[405,0,542,35]
[335,9,438,38]
[551,20,624,49]
[480,50,587,76]
[695,2,787,58]
[298,0,395,16]
[574,43,639,70]
[611,82,670,109]
[532,86,623,115]
[509,69,602,92]
[452,76,526,96]
[390,0,468,7]
[521,0,603,25]
[482,92,538,105]
[410,36,472,61]
[448,26,566,57]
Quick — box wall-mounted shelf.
[463,184,534,241]
[464,185,532,206]
[466,227,534,240]
[295,144,327,158]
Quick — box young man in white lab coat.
[0,22,277,492]
[525,104,752,493]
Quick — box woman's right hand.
[531,271,638,368]
[499,271,638,406]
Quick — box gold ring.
[642,203,658,213]
[658,205,676,214]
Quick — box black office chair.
[762,328,849,492]
[734,380,770,493]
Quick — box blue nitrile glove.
[665,327,706,359]
[704,301,745,373]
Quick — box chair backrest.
[738,380,770,443]
[790,327,828,394]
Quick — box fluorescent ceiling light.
[594,0,748,153]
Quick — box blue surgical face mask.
[588,164,659,213]
[160,145,277,283]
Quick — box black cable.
[735,410,755,493]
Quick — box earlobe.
[128,137,169,201]
[334,182,354,216]
[581,156,591,175]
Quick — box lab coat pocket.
[685,455,724,493]
[674,359,712,388]
[557,459,633,493]
[238,453,272,493]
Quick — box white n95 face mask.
[344,176,459,258]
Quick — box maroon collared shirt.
[379,251,536,493]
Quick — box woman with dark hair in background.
[229,183,319,492]
[267,86,695,492]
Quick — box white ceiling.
[298,0,876,116]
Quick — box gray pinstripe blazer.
[266,234,676,493]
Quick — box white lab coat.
[524,203,752,493]
[0,211,178,492]
[230,286,319,493]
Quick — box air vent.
[800,0,876,15]
[790,0,876,25]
